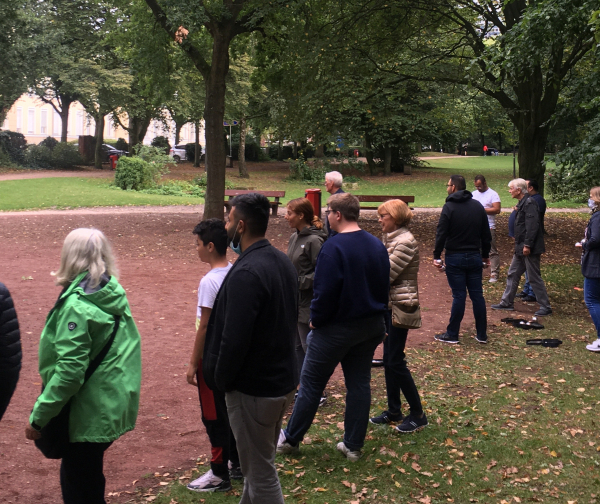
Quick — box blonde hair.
[378,199,413,228]
[53,228,118,288]
[590,187,600,205]
[508,178,528,194]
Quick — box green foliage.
[0,131,27,165]
[192,172,234,190]
[133,144,172,171]
[24,145,53,169]
[140,179,204,197]
[50,143,82,168]
[115,138,129,152]
[39,136,59,151]
[151,135,171,154]
[287,157,326,184]
[114,157,158,191]
[185,143,201,162]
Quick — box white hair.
[53,228,118,288]
[508,178,528,194]
[325,171,343,188]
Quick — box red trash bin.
[304,188,322,219]
[109,154,119,170]
[354,149,359,157]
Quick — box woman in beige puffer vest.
[369,199,427,434]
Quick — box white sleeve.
[198,276,219,310]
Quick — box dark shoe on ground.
[534,307,553,317]
[318,394,327,407]
[434,332,459,344]
[521,295,537,302]
[491,303,515,311]
[395,413,428,433]
[369,411,403,425]
[515,291,528,298]
[187,470,232,493]
[228,464,243,480]
[336,441,361,462]
[474,334,488,344]
[372,358,384,367]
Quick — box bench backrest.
[225,189,286,198]
[355,195,415,203]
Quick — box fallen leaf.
[412,462,422,472]
[487,460,497,470]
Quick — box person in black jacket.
[433,175,492,344]
[0,282,22,421]
[491,178,552,317]
[578,187,600,352]
[203,193,298,504]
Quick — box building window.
[40,109,48,134]
[16,108,22,132]
[28,109,35,134]
[53,111,61,136]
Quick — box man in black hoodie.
[0,282,21,421]
[433,175,492,344]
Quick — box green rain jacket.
[30,272,141,443]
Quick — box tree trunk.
[277,138,283,161]
[315,144,324,158]
[194,121,200,167]
[94,113,104,170]
[59,101,72,143]
[293,141,298,159]
[383,145,392,176]
[128,115,152,150]
[175,122,183,145]
[238,115,248,178]
[517,124,550,195]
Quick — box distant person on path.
[324,171,345,236]
[369,200,427,433]
[25,228,141,504]
[202,193,298,504]
[576,187,600,352]
[186,219,240,493]
[433,175,492,344]
[0,282,21,421]
[483,145,488,156]
[277,193,389,462]
[491,179,552,317]
[472,175,501,283]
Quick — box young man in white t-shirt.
[472,175,501,282]
[186,219,238,493]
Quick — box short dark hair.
[450,175,466,191]
[474,174,486,184]
[527,179,539,192]
[327,193,360,222]
[193,219,228,256]
[230,193,270,237]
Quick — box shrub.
[39,136,59,151]
[151,135,171,154]
[24,145,53,168]
[114,157,156,191]
[115,138,129,152]
[0,130,27,164]
[287,157,327,183]
[192,172,234,189]
[51,143,82,168]
[185,143,202,162]
[140,179,205,197]
[133,144,172,171]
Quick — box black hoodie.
[434,190,492,259]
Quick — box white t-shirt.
[472,188,501,229]
[197,264,232,318]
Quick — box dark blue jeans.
[584,277,600,339]
[284,314,385,451]
[522,272,535,297]
[444,252,487,340]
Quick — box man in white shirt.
[472,175,501,282]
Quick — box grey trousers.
[490,228,500,276]
[226,390,295,504]
[500,253,551,310]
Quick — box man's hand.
[433,259,444,269]
[523,245,531,256]
[482,258,490,269]
[25,424,41,440]
[186,363,198,386]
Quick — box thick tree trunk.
[175,122,183,145]
[94,113,104,170]
[293,141,298,159]
[128,115,152,150]
[517,124,550,195]
[194,121,200,167]
[59,103,72,143]
[315,144,324,158]
[277,138,283,161]
[383,145,392,176]
[238,115,248,178]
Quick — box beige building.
[1,93,204,147]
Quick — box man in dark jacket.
[203,193,298,504]
[433,175,492,344]
[492,178,552,316]
[0,282,21,421]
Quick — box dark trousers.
[284,314,385,451]
[383,311,423,417]
[0,372,19,421]
[197,360,239,479]
[445,252,487,339]
[60,441,112,504]
[584,277,600,339]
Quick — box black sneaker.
[491,303,515,311]
[372,359,384,367]
[534,307,553,317]
[474,334,488,344]
[369,411,403,425]
[395,414,428,433]
[318,395,327,407]
[515,291,528,298]
[228,465,243,480]
[521,295,537,302]
[434,332,459,344]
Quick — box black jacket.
[434,190,492,259]
[582,211,600,279]
[513,194,545,255]
[203,239,299,397]
[0,283,21,420]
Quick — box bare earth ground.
[0,204,584,504]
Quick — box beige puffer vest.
[383,227,420,308]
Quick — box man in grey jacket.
[491,178,552,317]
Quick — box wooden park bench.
[355,195,415,210]
[224,190,286,216]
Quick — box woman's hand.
[25,424,41,440]
[186,363,198,386]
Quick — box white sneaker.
[276,429,300,455]
[187,469,231,492]
[488,275,498,283]
[586,339,600,352]
[336,441,361,462]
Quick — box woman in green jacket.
[25,228,141,504]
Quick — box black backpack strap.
[84,315,121,382]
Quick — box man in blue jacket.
[277,193,389,461]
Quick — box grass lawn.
[128,260,600,504]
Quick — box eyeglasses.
[325,209,331,215]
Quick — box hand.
[186,363,198,386]
[25,424,41,440]
[523,246,531,256]
[482,258,490,268]
[309,322,315,329]
[575,242,582,248]
[433,259,443,269]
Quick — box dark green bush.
[287,158,326,183]
[185,143,202,162]
[24,145,53,168]
[115,138,129,152]
[0,130,27,164]
[40,136,59,151]
[151,136,171,154]
[114,157,156,191]
[51,143,82,168]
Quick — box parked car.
[169,145,187,162]
[101,144,127,163]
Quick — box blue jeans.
[444,252,487,340]
[584,277,600,339]
[522,272,535,297]
[284,314,385,451]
